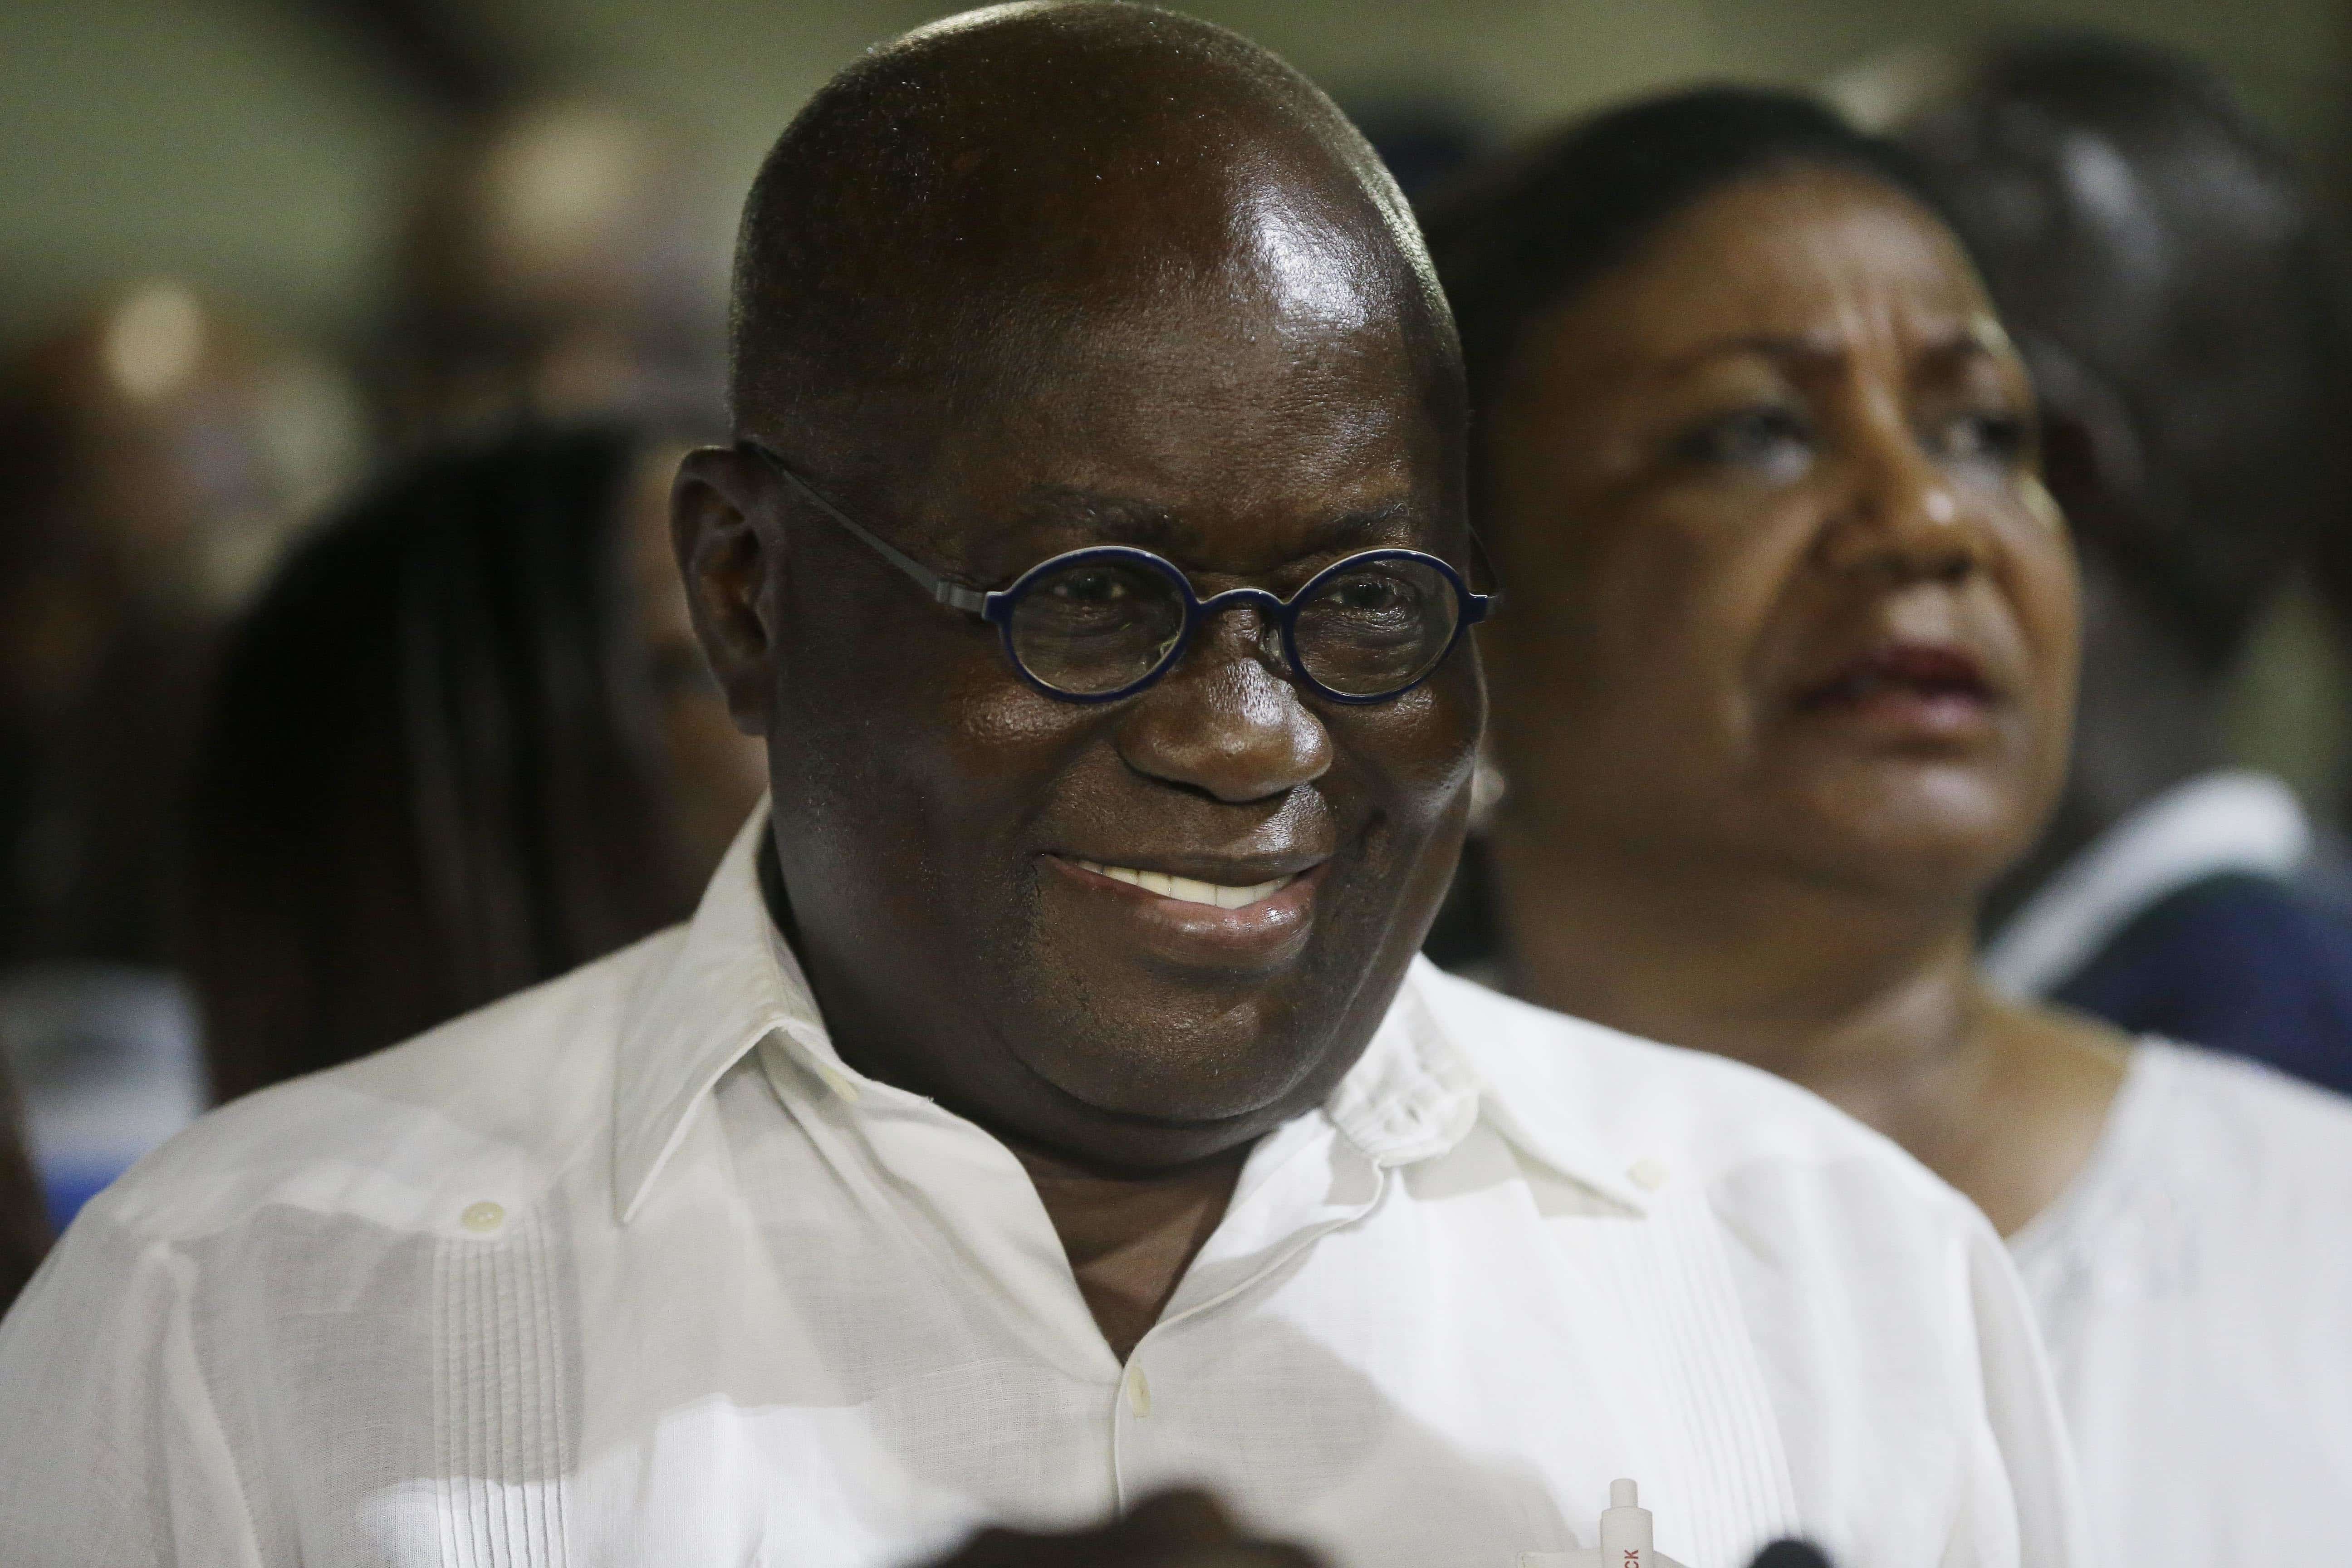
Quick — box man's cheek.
[939,681,1098,790]
[1339,718,1479,828]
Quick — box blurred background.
[8,0,2347,343]
[5,0,2352,1241]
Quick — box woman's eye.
[1935,411,2032,466]
[1673,406,1814,479]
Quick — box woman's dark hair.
[1421,85,1946,509]
[185,423,704,1101]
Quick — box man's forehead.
[1012,483,1416,545]
[911,114,1428,348]
[1229,174,1417,332]
[906,458,1441,582]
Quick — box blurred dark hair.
[185,424,705,1101]
[1899,33,2350,673]
[1421,85,1945,524]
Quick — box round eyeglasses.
[744,442,1493,704]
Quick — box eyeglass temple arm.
[743,442,991,616]
[1464,529,1502,621]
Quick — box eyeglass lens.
[1292,556,1459,696]
[1005,559,1190,696]
[1004,556,1460,698]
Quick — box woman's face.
[1485,167,2077,902]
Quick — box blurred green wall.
[5,0,2345,349]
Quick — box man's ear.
[672,446,786,739]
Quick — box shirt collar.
[613,815,1611,1221]
[1321,965,1484,1169]
[1418,965,1655,1216]
[612,806,831,1223]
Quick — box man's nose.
[1813,420,1995,586]
[1116,613,1332,803]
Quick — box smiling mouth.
[1068,858,1298,909]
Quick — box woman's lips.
[1043,854,1324,966]
[1793,642,2000,738]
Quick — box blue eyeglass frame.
[741,440,1493,705]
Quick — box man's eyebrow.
[1301,500,1415,554]
[1017,486,1186,548]
[1014,489,1418,558]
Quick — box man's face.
[700,279,1478,1172]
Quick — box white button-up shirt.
[0,818,2089,1568]
[2012,1039,2352,1566]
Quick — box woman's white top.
[2010,1039,2352,1566]
[0,817,2089,1568]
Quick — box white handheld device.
[1516,1479,1690,1568]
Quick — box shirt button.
[1627,1158,1669,1192]
[461,1200,505,1233]
[1123,1364,1152,1418]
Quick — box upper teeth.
[1073,859,1294,909]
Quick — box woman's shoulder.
[2024,1037,2352,1291]
[2132,1039,2352,1187]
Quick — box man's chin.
[1020,1041,1311,1126]
[969,894,1384,1162]
[990,1007,1335,1161]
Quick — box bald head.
[728,1,1456,469]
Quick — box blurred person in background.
[1426,85,2352,1566]
[0,1058,49,1315]
[1893,36,2352,1096]
[0,282,365,1222]
[1346,98,1488,202]
[382,101,730,443]
[185,421,768,1102]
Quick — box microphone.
[1548,1480,1834,1568]
[1746,1543,1833,1568]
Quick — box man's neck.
[1001,1136,1249,1364]
[1490,823,2125,1234]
